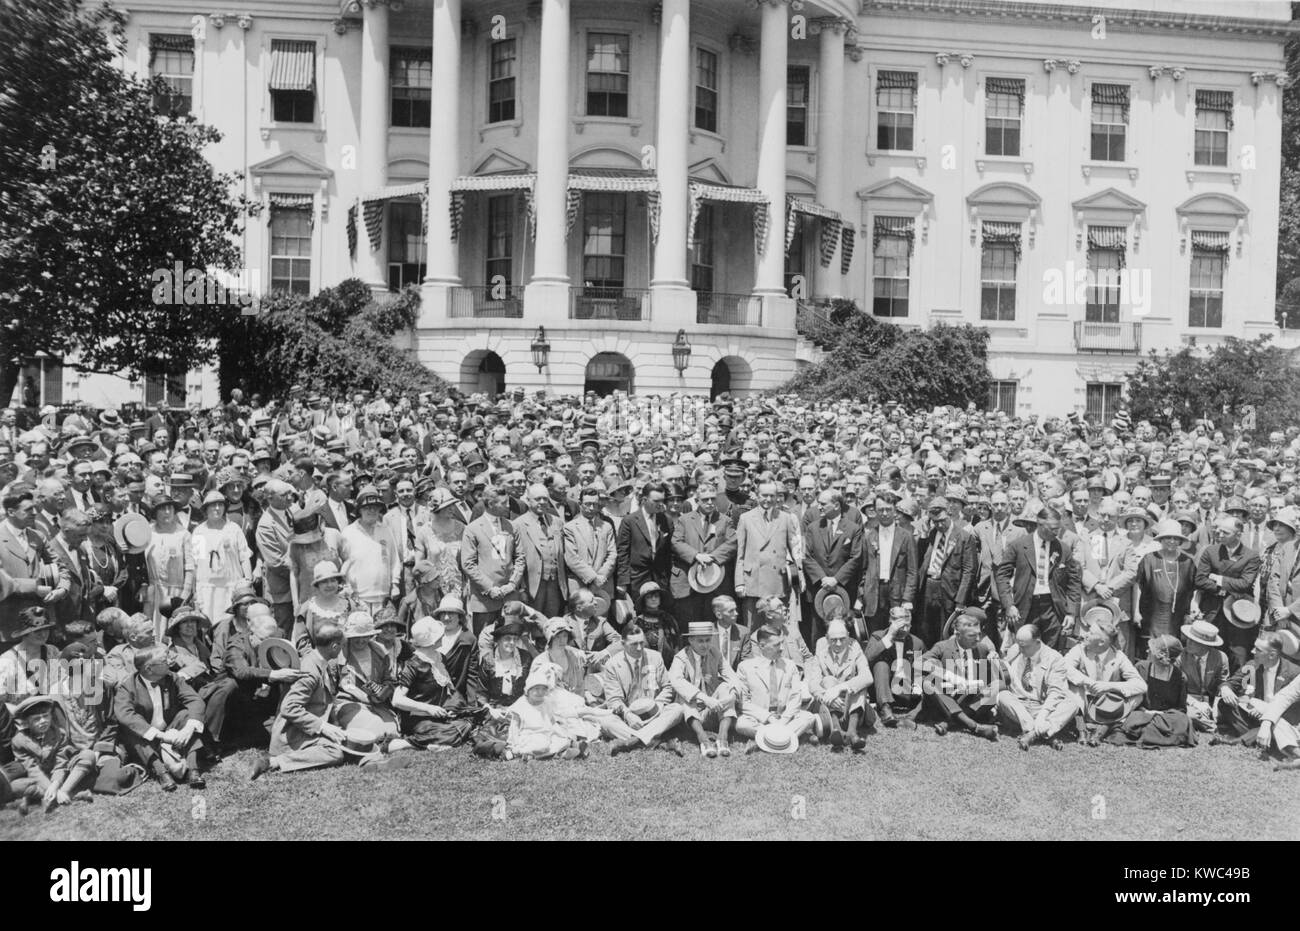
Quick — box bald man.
[996,623,1080,751]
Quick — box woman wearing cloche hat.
[1134,520,1197,646]
[191,489,253,626]
[389,603,484,750]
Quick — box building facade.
[80,0,1296,416]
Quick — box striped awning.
[449,172,537,242]
[268,192,313,209]
[1191,229,1230,253]
[1087,225,1127,251]
[873,215,915,255]
[269,40,316,92]
[150,33,193,51]
[785,196,842,264]
[1091,83,1130,122]
[688,181,770,256]
[986,77,1025,109]
[362,181,429,204]
[877,70,917,91]
[841,226,856,276]
[566,170,661,242]
[1196,89,1234,129]
[981,220,1022,257]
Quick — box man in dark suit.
[920,609,1001,740]
[0,487,70,642]
[45,509,101,636]
[671,484,737,628]
[113,644,208,790]
[711,595,749,670]
[863,606,927,728]
[1195,514,1262,668]
[996,505,1081,652]
[801,490,863,645]
[1217,631,1300,745]
[319,471,356,532]
[617,482,673,603]
[914,496,977,647]
[858,492,916,636]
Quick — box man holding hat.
[1180,618,1230,731]
[600,623,686,756]
[1194,514,1262,669]
[807,619,873,750]
[670,481,737,628]
[0,486,70,641]
[920,609,1001,741]
[734,625,816,748]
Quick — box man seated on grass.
[114,645,207,791]
[997,623,1080,751]
[739,596,813,670]
[601,624,685,756]
[920,609,1000,742]
[669,620,740,758]
[734,625,816,748]
[251,622,348,778]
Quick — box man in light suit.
[514,483,568,618]
[382,478,429,570]
[45,509,100,635]
[251,622,349,778]
[734,482,800,629]
[255,479,297,636]
[1195,514,1262,668]
[563,485,617,615]
[0,487,70,642]
[671,483,737,628]
[915,496,978,647]
[801,489,863,645]
[669,620,742,756]
[859,493,916,636]
[1217,632,1300,745]
[461,487,525,636]
[996,506,1081,652]
[711,595,749,671]
[616,482,673,603]
[601,624,685,756]
[733,625,816,745]
[997,623,1080,750]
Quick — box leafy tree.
[216,281,447,400]
[781,306,992,409]
[1125,335,1300,436]
[1277,2,1300,325]
[0,0,255,402]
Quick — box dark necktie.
[405,508,416,550]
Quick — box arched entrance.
[585,352,634,396]
[460,350,506,396]
[711,356,753,399]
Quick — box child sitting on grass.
[506,668,587,761]
[9,696,98,814]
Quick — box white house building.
[55,0,1298,419]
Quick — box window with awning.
[269,39,316,123]
[448,172,537,242]
[688,181,770,256]
[785,196,843,268]
[565,169,660,241]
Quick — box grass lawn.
[4,728,1297,841]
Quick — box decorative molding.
[968,205,978,245]
[236,12,252,29]
[1066,59,1081,75]
[810,17,852,35]
[209,12,226,28]
[935,51,974,68]
[1042,59,1056,73]
[915,156,927,171]
[1251,70,1289,87]
[1027,208,1038,249]
[1081,165,1090,180]
[1148,65,1185,81]
[960,54,974,69]
[1186,169,1242,188]
[318,179,330,220]
[846,45,864,62]
[1044,58,1080,74]
[935,52,950,67]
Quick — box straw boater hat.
[256,637,300,671]
[755,721,798,754]
[1181,618,1224,647]
[113,513,152,554]
[686,621,716,638]
[1224,598,1261,630]
[813,581,850,620]
[339,726,379,757]
[688,561,725,594]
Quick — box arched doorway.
[460,350,506,396]
[711,356,752,399]
[585,352,634,396]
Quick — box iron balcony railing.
[569,286,650,321]
[449,285,524,318]
[1074,320,1142,353]
[696,292,763,326]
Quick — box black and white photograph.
[0,0,1297,878]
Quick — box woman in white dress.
[190,490,252,625]
[144,493,195,640]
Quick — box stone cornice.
[861,0,1300,41]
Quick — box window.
[485,195,514,287]
[1086,227,1125,323]
[695,48,718,133]
[582,193,626,292]
[1090,84,1128,161]
[985,78,1023,157]
[875,70,916,151]
[988,380,1017,416]
[690,204,714,293]
[980,241,1017,321]
[269,204,312,294]
[787,66,810,146]
[387,201,426,291]
[391,47,432,128]
[1195,90,1232,167]
[145,372,185,407]
[269,39,316,123]
[586,33,629,117]
[489,39,517,123]
[872,217,912,317]
[150,35,194,117]
[1085,383,1122,425]
[1189,232,1227,328]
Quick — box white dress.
[191,520,253,624]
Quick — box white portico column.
[650,0,693,327]
[814,18,847,299]
[525,0,571,317]
[753,0,788,299]
[357,0,391,292]
[423,0,462,292]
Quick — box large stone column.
[357,0,391,292]
[525,0,571,319]
[423,0,462,293]
[814,18,847,299]
[650,0,694,329]
[753,0,788,300]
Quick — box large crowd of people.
[2,386,1300,813]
